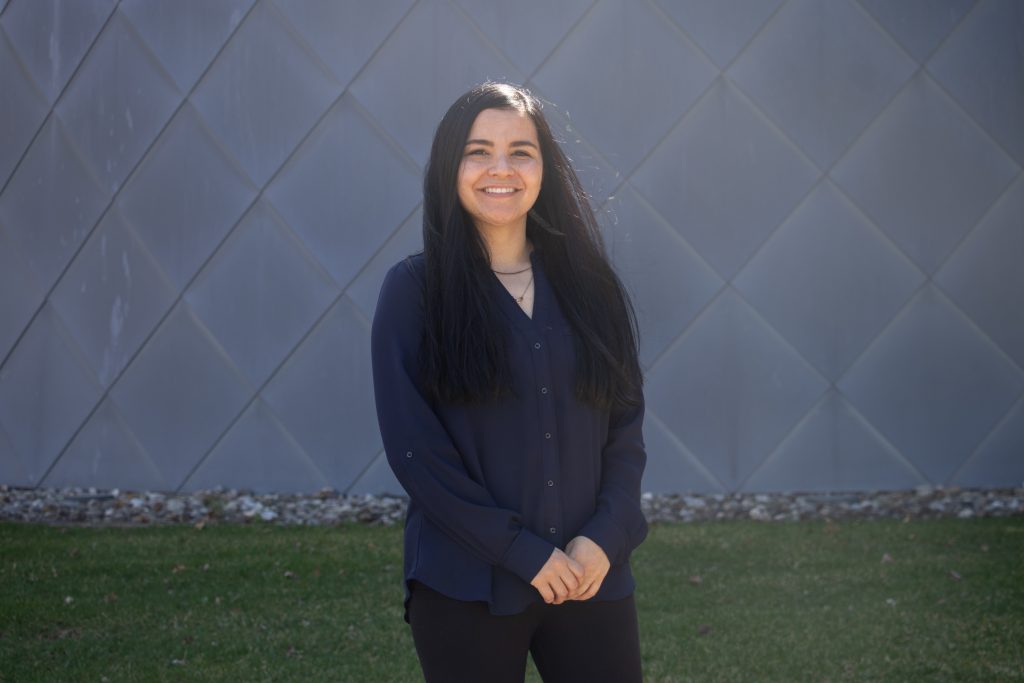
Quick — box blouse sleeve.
[575,397,649,566]
[370,259,556,585]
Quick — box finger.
[537,582,554,604]
[566,557,585,579]
[561,566,580,593]
[570,579,593,600]
[552,577,571,604]
[582,578,603,600]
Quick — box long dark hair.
[420,82,642,411]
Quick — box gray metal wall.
[1,0,1021,496]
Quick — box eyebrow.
[464,139,539,150]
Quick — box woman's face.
[457,107,543,234]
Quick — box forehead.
[466,108,538,142]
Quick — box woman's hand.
[530,548,585,605]
[564,535,610,601]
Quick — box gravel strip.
[2,484,1021,527]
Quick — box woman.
[371,82,647,682]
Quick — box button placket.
[530,324,562,545]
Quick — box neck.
[476,221,531,270]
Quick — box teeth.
[483,187,516,194]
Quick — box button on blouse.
[371,250,648,624]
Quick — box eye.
[465,148,487,156]
[513,150,532,157]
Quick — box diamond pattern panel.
[952,397,1024,488]
[0,423,31,488]
[272,0,413,87]
[928,0,1024,164]
[838,286,1023,483]
[0,304,102,485]
[744,390,923,493]
[190,0,341,186]
[655,0,784,69]
[0,225,45,361]
[602,187,723,367]
[349,0,521,166]
[182,398,330,494]
[185,200,339,386]
[728,0,916,170]
[540,105,624,204]
[346,207,423,321]
[117,102,257,291]
[936,176,1024,369]
[632,78,819,280]
[533,0,716,175]
[0,30,48,186]
[641,413,723,494]
[0,116,110,293]
[348,451,403,496]
[49,209,177,388]
[119,0,253,93]
[0,0,115,103]
[109,303,252,488]
[1,1,1021,494]
[55,10,182,195]
[262,298,381,491]
[646,290,829,490]
[455,0,593,76]
[734,181,925,381]
[832,72,1019,274]
[43,397,169,491]
[858,0,976,63]
[266,95,420,288]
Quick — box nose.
[488,153,513,176]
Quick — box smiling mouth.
[481,187,519,195]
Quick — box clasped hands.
[529,535,610,605]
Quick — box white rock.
[749,505,770,521]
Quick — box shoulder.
[374,252,427,327]
[382,252,426,293]
[380,252,426,299]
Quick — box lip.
[478,186,521,195]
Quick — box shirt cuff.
[499,528,556,584]
[576,514,627,566]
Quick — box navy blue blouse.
[370,249,648,623]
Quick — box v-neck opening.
[490,249,543,332]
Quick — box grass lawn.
[1,517,1021,682]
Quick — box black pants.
[407,580,643,683]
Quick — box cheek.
[529,166,543,199]
[527,159,543,183]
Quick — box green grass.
[1,518,1021,682]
